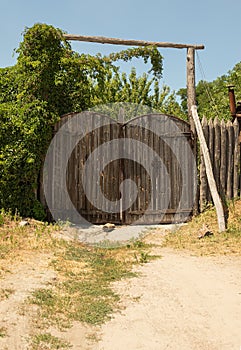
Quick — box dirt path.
[0,247,241,349]
[0,253,57,349]
[94,248,241,350]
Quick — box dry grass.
[162,200,241,256]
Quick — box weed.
[134,251,151,263]
[0,288,14,301]
[31,333,70,350]
[30,289,56,307]
[0,327,7,338]
[139,251,149,263]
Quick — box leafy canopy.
[0,23,184,218]
[178,62,241,120]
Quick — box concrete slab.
[58,223,183,246]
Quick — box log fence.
[200,116,240,211]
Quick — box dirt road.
[0,247,241,349]
[94,248,241,350]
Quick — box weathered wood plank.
[63,34,205,50]
[220,119,227,198]
[200,116,208,211]
[233,118,240,198]
[214,117,221,193]
[227,120,234,199]
[208,118,214,202]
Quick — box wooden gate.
[42,111,196,225]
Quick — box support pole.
[186,47,199,214]
[187,48,196,134]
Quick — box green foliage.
[0,23,184,218]
[0,66,19,104]
[0,100,56,218]
[108,46,163,79]
[178,61,241,120]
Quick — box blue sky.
[1,0,241,92]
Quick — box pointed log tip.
[213,116,220,126]
[201,115,208,126]
[208,118,214,127]
[233,117,239,126]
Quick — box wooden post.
[187,47,199,214]
[191,106,226,232]
[187,48,196,135]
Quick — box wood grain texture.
[63,34,205,49]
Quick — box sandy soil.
[0,253,56,349]
[94,248,241,350]
[0,246,241,349]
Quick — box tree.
[178,62,241,120]
[0,23,184,218]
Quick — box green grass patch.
[27,236,154,329]
[31,332,70,350]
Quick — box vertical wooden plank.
[97,123,104,223]
[153,118,160,215]
[109,123,115,223]
[102,122,108,224]
[142,117,150,223]
[114,122,121,223]
[157,120,163,219]
[171,128,179,221]
[233,118,240,198]
[140,117,147,223]
[132,123,138,220]
[214,117,221,193]
[150,116,156,223]
[227,120,234,199]
[208,119,214,202]
[200,116,208,211]
[220,119,227,198]
[119,124,125,224]
[91,118,98,221]
[80,132,87,219]
[162,115,169,223]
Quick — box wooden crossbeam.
[63,34,205,50]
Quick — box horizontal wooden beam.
[63,34,205,50]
